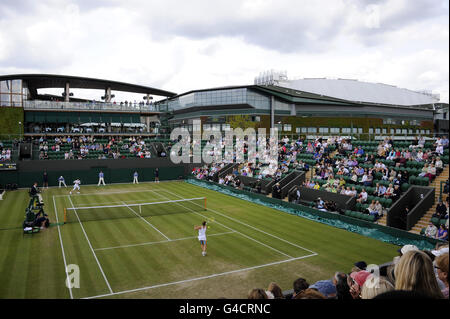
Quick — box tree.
[226,115,256,129]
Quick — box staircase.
[409,165,449,235]
[376,212,388,226]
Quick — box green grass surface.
[0,181,399,299]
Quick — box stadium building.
[0,71,448,299]
[161,70,447,139]
[0,72,448,140]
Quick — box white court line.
[67,195,114,295]
[52,195,73,299]
[148,189,295,259]
[65,197,205,211]
[120,201,171,241]
[81,183,318,299]
[54,188,168,198]
[34,180,183,192]
[73,198,166,207]
[83,253,317,299]
[95,231,236,251]
[161,186,318,255]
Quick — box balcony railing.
[23,100,159,113]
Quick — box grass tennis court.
[0,180,399,299]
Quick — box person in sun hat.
[309,279,337,298]
[393,244,419,264]
[431,245,449,258]
[348,270,371,299]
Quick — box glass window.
[390,129,395,134]
[308,127,316,133]
[283,124,292,131]
[375,128,381,134]
[274,124,282,131]
[0,80,11,93]
[330,127,340,134]
[203,124,211,131]
[222,124,231,131]
[296,127,302,133]
[426,130,430,134]
[211,124,221,131]
[420,130,425,134]
[0,93,10,106]
[11,80,21,94]
[382,128,387,134]
[408,129,413,134]
[396,129,402,134]
[401,129,407,134]
[275,100,290,111]
[342,128,351,133]
[301,127,307,133]
[11,94,21,107]
[193,123,201,132]
[369,128,374,134]
[319,127,329,133]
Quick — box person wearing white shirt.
[357,189,368,203]
[70,179,81,194]
[424,222,438,238]
[194,221,208,256]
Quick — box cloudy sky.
[0,0,448,102]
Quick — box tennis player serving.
[194,221,207,256]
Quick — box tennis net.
[64,197,206,223]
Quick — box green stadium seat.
[431,217,440,226]
[384,199,392,208]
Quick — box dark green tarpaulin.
[186,178,440,251]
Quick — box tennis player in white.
[70,179,81,194]
[194,221,207,256]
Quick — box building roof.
[0,73,177,98]
[280,78,439,107]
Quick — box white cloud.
[0,0,447,103]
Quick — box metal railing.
[23,100,159,113]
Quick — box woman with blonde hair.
[360,275,394,299]
[394,250,444,299]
